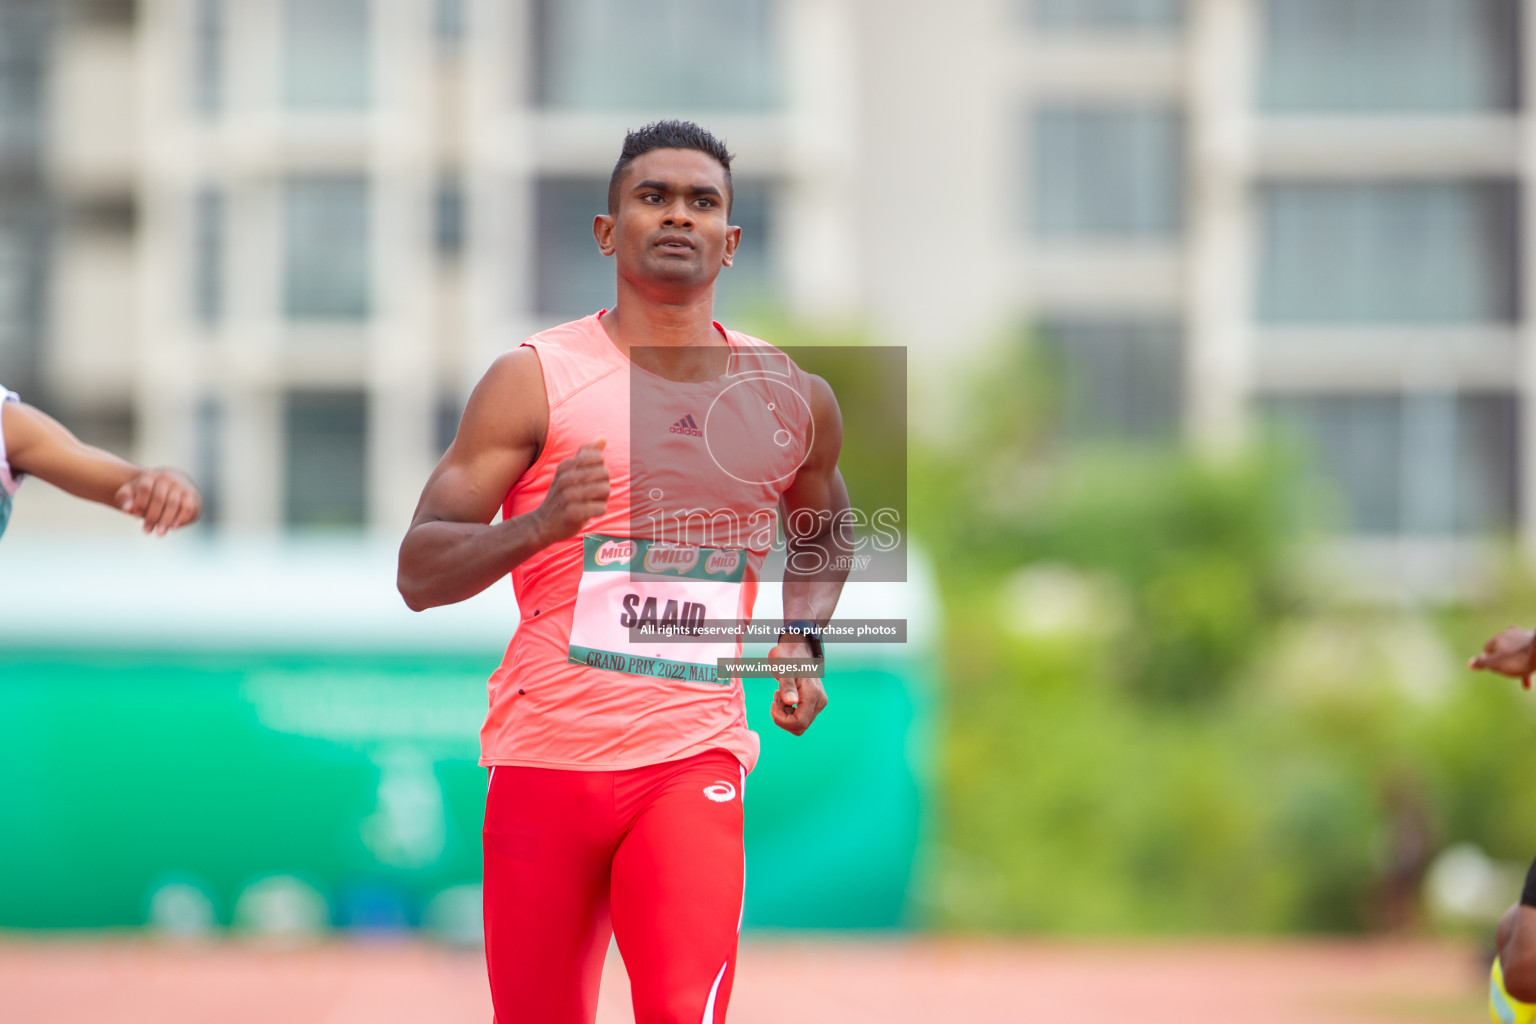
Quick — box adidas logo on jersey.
[669,414,703,437]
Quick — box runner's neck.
[599,304,730,383]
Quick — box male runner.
[0,387,201,540]
[1472,628,1536,1021]
[398,120,851,1023]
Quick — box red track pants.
[483,749,746,1024]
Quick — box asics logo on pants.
[702,781,736,803]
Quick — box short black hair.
[607,120,735,216]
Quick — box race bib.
[567,534,746,683]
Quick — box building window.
[434,0,466,44]
[1038,319,1182,442]
[193,187,224,327]
[0,212,45,372]
[533,0,778,111]
[284,175,371,320]
[1031,106,1185,239]
[192,0,223,117]
[0,0,50,162]
[283,0,371,111]
[194,398,222,528]
[435,177,464,258]
[1258,180,1519,324]
[533,178,608,319]
[1265,392,1517,534]
[1030,0,1183,30]
[1259,0,1518,112]
[284,390,367,527]
[533,176,774,321]
[436,395,463,456]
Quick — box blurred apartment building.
[0,0,861,535]
[0,0,1529,571]
[997,0,1532,589]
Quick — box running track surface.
[0,936,1491,1023]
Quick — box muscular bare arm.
[2,401,201,535]
[767,374,850,735]
[397,348,610,611]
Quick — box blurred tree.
[735,314,909,544]
[919,328,1300,705]
[744,319,1536,936]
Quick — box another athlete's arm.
[1499,878,1536,1003]
[1,401,201,535]
[1469,627,1536,687]
[767,374,850,736]
[397,348,610,611]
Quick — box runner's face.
[598,149,740,295]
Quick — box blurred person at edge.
[1471,629,1536,1022]
[397,121,851,1023]
[0,386,201,541]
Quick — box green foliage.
[734,314,908,526]
[921,432,1300,706]
[729,319,1536,935]
[917,334,1536,934]
[928,537,1536,933]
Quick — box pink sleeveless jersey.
[481,312,816,773]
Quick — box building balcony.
[1252,115,1521,179]
[1251,325,1521,392]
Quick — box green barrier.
[0,646,931,932]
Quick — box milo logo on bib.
[594,539,636,566]
[644,543,699,575]
[580,534,747,584]
[705,550,741,575]
[570,533,749,684]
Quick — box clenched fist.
[534,438,610,544]
[768,636,829,736]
